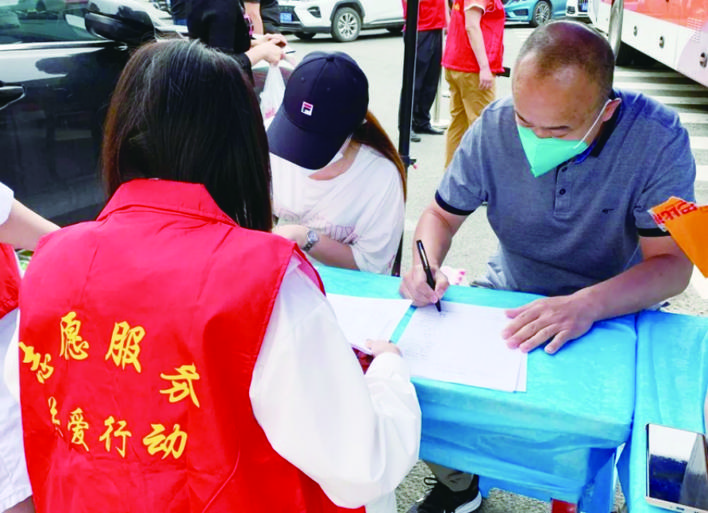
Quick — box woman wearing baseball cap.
[268,51,406,275]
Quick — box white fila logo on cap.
[301,102,314,116]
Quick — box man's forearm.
[412,206,456,268]
[466,25,490,72]
[502,251,692,354]
[574,253,693,321]
[464,10,490,73]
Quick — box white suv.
[278,0,404,42]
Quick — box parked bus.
[588,0,708,87]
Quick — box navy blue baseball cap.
[267,51,369,170]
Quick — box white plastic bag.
[260,64,285,122]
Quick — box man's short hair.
[515,20,615,104]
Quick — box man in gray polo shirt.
[400,19,695,513]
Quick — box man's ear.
[602,98,622,122]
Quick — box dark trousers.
[412,28,443,130]
[398,28,443,133]
[260,0,280,33]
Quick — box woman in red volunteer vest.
[16,39,421,513]
[0,182,58,513]
[441,0,505,167]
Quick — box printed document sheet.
[397,301,527,392]
[326,294,412,354]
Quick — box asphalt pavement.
[285,24,706,512]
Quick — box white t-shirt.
[4,255,421,513]
[0,181,13,225]
[271,145,405,275]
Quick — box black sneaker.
[407,476,482,513]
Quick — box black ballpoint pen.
[416,239,442,312]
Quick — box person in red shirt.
[16,39,421,513]
[441,0,504,166]
[402,0,448,142]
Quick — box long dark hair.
[102,39,272,231]
[352,111,407,200]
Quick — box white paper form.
[396,301,527,392]
[326,294,412,354]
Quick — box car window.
[0,0,101,44]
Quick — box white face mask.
[295,135,353,176]
[325,135,352,167]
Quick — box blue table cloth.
[617,310,708,512]
[318,265,637,510]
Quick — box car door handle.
[0,86,25,111]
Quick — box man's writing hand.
[502,294,599,354]
[399,265,448,307]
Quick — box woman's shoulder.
[353,146,402,189]
[356,145,399,174]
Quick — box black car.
[0,0,286,225]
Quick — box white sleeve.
[0,182,14,226]
[2,309,20,403]
[351,158,405,275]
[250,256,421,509]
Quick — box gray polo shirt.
[437,90,696,297]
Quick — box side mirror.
[85,0,156,46]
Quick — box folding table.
[318,265,637,512]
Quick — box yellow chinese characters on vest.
[18,342,53,383]
[649,196,708,276]
[106,320,145,372]
[60,311,89,360]
[19,315,202,460]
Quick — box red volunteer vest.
[441,0,505,74]
[0,244,20,318]
[19,179,365,513]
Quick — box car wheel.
[294,31,316,40]
[331,7,361,42]
[608,0,639,66]
[530,0,551,27]
[387,25,404,35]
